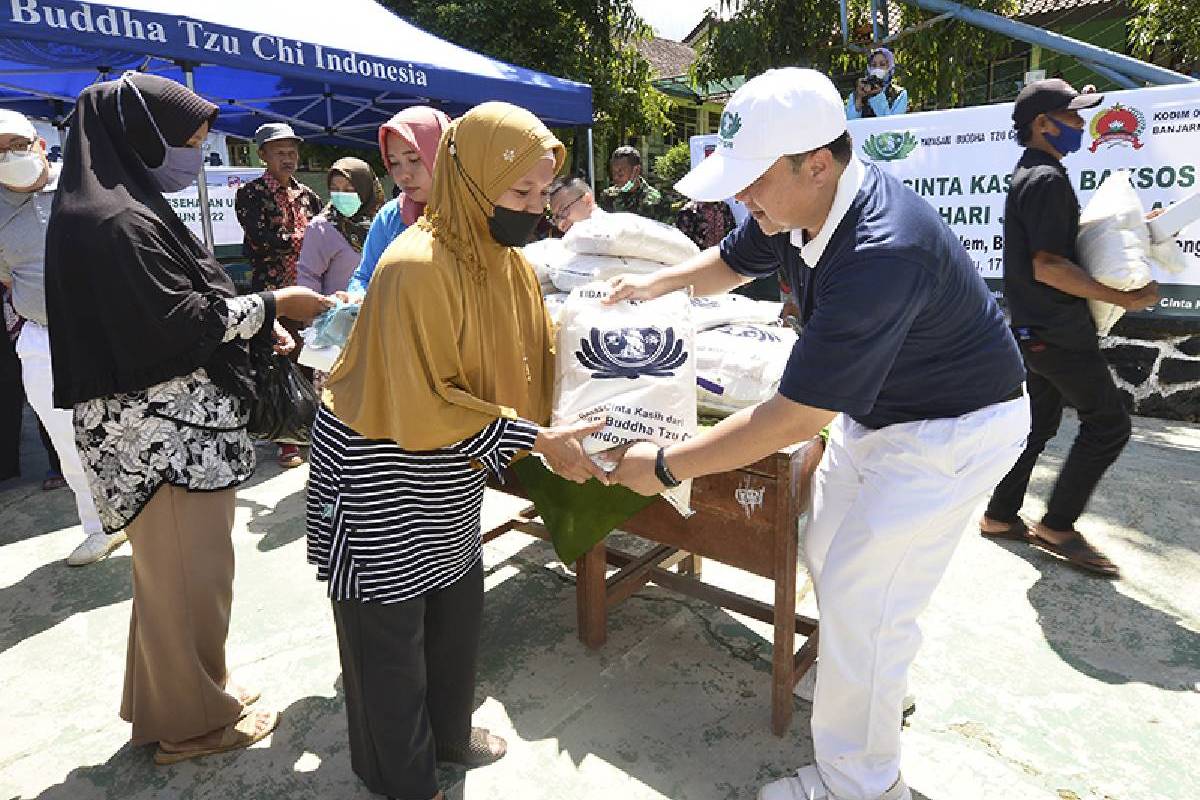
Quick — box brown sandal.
[154,709,279,765]
[1029,528,1120,578]
[436,727,507,767]
[980,517,1030,542]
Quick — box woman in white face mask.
[848,47,909,119]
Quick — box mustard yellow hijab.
[323,102,565,450]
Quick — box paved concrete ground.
[1,410,1197,800]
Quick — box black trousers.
[331,561,484,800]
[0,332,24,481]
[986,341,1131,531]
[40,421,60,476]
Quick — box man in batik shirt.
[235,123,322,468]
[235,123,321,293]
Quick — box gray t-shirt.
[0,166,58,326]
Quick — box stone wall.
[1102,317,1200,422]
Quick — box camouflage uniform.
[598,176,672,223]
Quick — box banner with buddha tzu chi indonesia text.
[846,82,1200,319]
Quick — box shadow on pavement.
[30,684,352,800]
[986,537,1199,691]
[0,553,131,655]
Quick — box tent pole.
[183,64,216,253]
[586,127,595,192]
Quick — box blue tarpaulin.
[0,0,595,146]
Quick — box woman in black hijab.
[44,72,331,763]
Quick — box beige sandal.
[228,682,262,709]
[154,709,279,765]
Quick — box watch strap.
[655,447,682,488]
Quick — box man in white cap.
[235,122,320,468]
[0,109,123,564]
[609,68,1031,800]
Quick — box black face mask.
[488,205,541,247]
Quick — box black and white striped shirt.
[305,407,539,603]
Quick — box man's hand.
[271,320,295,355]
[534,417,610,484]
[609,441,663,496]
[274,286,334,323]
[605,273,668,305]
[1114,281,1159,311]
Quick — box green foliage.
[1128,0,1200,75]
[693,0,1022,111]
[382,0,670,168]
[886,0,1022,109]
[693,0,863,87]
[653,140,692,188]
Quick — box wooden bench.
[484,437,824,735]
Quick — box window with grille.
[666,105,698,147]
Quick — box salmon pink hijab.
[378,106,451,226]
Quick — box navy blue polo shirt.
[720,161,1024,429]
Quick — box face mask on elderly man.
[0,147,45,188]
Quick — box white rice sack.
[550,253,665,293]
[522,237,568,295]
[695,323,797,417]
[690,293,783,331]
[563,212,700,265]
[553,283,697,515]
[1077,170,1154,336]
[542,292,569,327]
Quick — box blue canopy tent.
[0,0,594,246]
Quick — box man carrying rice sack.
[607,68,1029,800]
[980,79,1159,579]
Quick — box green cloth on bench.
[512,457,655,564]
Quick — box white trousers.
[15,321,104,536]
[804,396,1030,800]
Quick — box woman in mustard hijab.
[306,103,604,800]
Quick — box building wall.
[1029,15,1130,93]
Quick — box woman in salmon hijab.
[345,105,450,294]
[306,102,605,800]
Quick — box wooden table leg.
[677,552,703,578]
[575,539,608,649]
[772,472,801,736]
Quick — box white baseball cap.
[676,68,847,202]
[0,109,38,141]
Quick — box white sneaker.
[759,767,912,800]
[67,531,128,566]
[758,766,831,800]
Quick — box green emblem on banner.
[719,111,743,143]
[862,131,918,161]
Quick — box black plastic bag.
[246,344,320,445]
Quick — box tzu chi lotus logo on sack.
[576,327,688,380]
[1089,104,1147,152]
[716,324,785,343]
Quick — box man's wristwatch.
[654,447,682,488]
